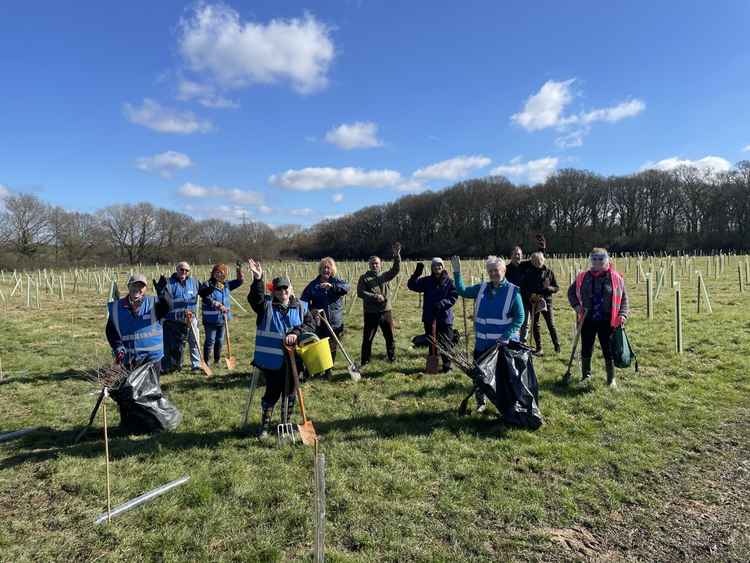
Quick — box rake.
[186,311,212,377]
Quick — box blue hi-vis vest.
[165,276,198,322]
[108,296,163,363]
[202,283,231,325]
[474,281,520,352]
[253,298,308,370]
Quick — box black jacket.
[522,265,559,302]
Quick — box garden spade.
[286,346,317,446]
[223,313,237,370]
[318,310,361,381]
[561,308,586,385]
[186,311,212,377]
[425,320,440,374]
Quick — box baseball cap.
[272,276,291,289]
[127,273,148,287]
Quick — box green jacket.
[357,255,401,313]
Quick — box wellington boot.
[581,356,592,382]
[606,362,617,388]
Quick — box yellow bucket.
[297,337,334,375]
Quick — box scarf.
[575,266,625,328]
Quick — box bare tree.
[0,194,52,258]
[99,203,159,264]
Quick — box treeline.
[294,162,750,258]
[0,198,302,269]
[2,161,749,268]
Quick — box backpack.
[609,326,638,371]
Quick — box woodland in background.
[2,161,749,269]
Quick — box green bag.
[609,326,638,371]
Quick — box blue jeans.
[203,323,225,364]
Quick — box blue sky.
[1,1,749,225]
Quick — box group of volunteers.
[105,242,629,435]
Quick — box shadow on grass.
[161,371,254,392]
[359,366,426,380]
[0,369,80,385]
[388,380,468,400]
[538,378,596,397]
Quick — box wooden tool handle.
[224,313,232,356]
[296,386,309,424]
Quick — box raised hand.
[247,259,263,280]
[451,255,461,274]
[392,241,401,257]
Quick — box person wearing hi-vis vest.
[197,263,244,365]
[451,255,525,412]
[246,259,312,439]
[161,261,202,373]
[105,273,170,369]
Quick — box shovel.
[425,320,440,374]
[286,345,318,446]
[223,313,237,370]
[561,308,586,385]
[186,311,212,378]
[318,310,361,381]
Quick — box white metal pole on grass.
[94,476,191,525]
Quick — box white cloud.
[258,205,274,215]
[413,155,491,181]
[0,184,10,199]
[290,208,315,217]
[124,99,212,134]
[178,182,264,205]
[178,4,335,94]
[394,179,428,193]
[177,79,238,108]
[511,79,645,146]
[136,151,193,178]
[490,156,559,184]
[270,167,403,191]
[324,121,382,149]
[183,203,254,222]
[743,145,750,153]
[555,129,586,149]
[511,79,576,132]
[332,193,344,203]
[640,156,732,174]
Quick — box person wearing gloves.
[407,257,458,372]
[106,273,170,370]
[522,252,561,356]
[357,242,401,365]
[161,261,202,373]
[567,247,629,387]
[198,263,244,365]
[246,259,312,439]
[301,257,350,379]
[452,255,525,412]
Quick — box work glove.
[154,275,168,295]
[414,262,425,276]
[451,255,461,274]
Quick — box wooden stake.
[103,389,112,524]
[674,283,683,354]
[739,263,744,293]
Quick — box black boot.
[581,356,592,382]
[606,361,617,388]
[256,408,274,439]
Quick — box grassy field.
[1,257,749,562]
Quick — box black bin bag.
[110,361,182,433]
[460,341,543,430]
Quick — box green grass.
[1,260,749,561]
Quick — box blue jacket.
[199,278,243,325]
[106,296,164,364]
[252,296,308,370]
[164,274,199,322]
[407,270,458,324]
[300,276,350,328]
[454,272,525,353]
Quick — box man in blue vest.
[247,259,313,439]
[162,261,202,373]
[452,255,525,412]
[106,273,170,369]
